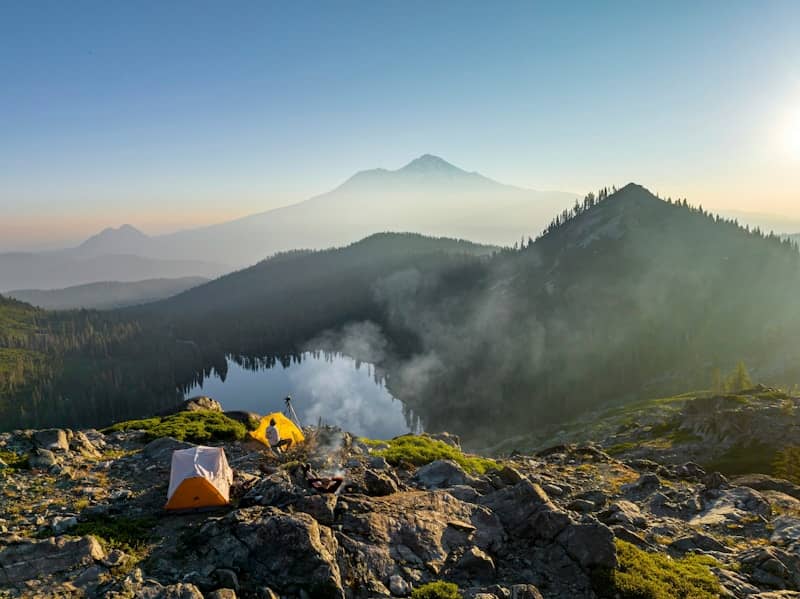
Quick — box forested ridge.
[3,191,800,442]
[0,234,496,430]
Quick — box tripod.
[284,396,303,429]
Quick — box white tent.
[165,446,233,510]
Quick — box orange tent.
[249,412,305,448]
[165,446,233,510]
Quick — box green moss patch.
[73,515,158,555]
[606,442,638,456]
[411,581,462,599]
[104,410,247,443]
[594,540,721,599]
[369,435,499,475]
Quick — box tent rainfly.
[249,412,305,448]
[165,446,233,510]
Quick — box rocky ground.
[3,404,800,598]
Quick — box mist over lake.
[184,352,416,439]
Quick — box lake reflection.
[184,353,415,438]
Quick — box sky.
[2,1,800,249]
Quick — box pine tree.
[728,361,753,393]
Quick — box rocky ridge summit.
[2,406,800,598]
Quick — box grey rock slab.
[0,535,105,584]
[33,429,69,452]
[414,459,476,489]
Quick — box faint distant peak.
[399,154,467,174]
[75,223,150,253]
[94,224,146,237]
[335,154,487,192]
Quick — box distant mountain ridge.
[0,155,576,290]
[6,276,208,310]
[0,253,226,293]
[62,155,579,266]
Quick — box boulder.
[174,396,223,413]
[669,533,730,554]
[414,460,475,489]
[336,491,504,585]
[33,429,69,452]
[70,430,102,458]
[673,461,706,480]
[703,471,729,490]
[28,448,59,470]
[207,590,237,599]
[142,436,195,463]
[193,506,344,598]
[369,456,390,470]
[73,564,107,589]
[51,515,78,534]
[734,474,800,501]
[137,583,205,599]
[691,486,771,526]
[447,546,496,584]
[427,432,461,449]
[389,574,411,596]
[597,500,647,530]
[364,469,399,496]
[496,465,525,486]
[0,535,105,584]
[622,473,661,495]
[481,480,570,541]
[214,568,240,591]
[772,516,800,548]
[242,469,301,508]
[510,585,544,599]
[739,546,800,590]
[293,494,338,526]
[567,499,596,513]
[557,520,618,570]
[480,480,550,530]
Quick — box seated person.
[266,418,292,452]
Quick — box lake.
[184,352,416,439]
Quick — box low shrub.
[411,581,462,599]
[703,442,779,477]
[774,445,800,484]
[104,410,247,443]
[373,435,498,475]
[593,539,721,599]
[0,449,29,470]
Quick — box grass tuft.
[411,581,462,599]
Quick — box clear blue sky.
[2,1,799,247]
